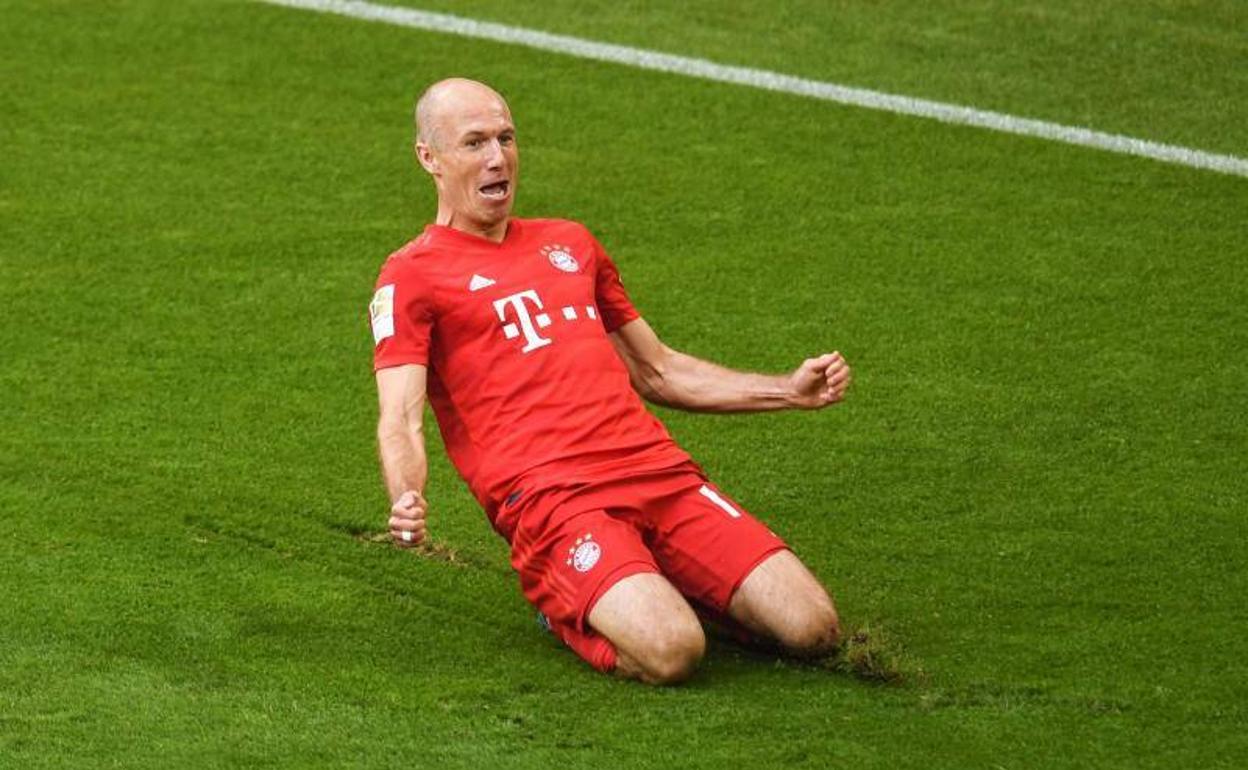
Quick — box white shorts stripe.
[699,484,741,519]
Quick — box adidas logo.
[468,274,496,292]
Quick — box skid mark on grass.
[0,710,85,725]
[718,620,925,685]
[821,624,916,685]
[329,522,471,568]
[811,626,1131,717]
[816,625,1130,716]
[186,515,479,569]
[918,682,1132,716]
[362,532,470,568]
[187,515,289,556]
[187,515,503,629]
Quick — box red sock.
[550,620,618,673]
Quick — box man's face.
[421,93,518,231]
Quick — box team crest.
[542,244,580,273]
[565,533,601,573]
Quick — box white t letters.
[493,290,553,353]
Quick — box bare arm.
[608,318,851,413]
[376,364,430,546]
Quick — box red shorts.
[505,464,788,671]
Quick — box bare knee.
[589,573,706,685]
[779,600,840,656]
[729,550,842,657]
[630,623,706,685]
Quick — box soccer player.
[372,78,852,685]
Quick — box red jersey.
[371,218,691,538]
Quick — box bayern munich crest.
[566,533,601,573]
[542,244,580,273]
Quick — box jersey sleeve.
[371,258,435,370]
[590,233,641,333]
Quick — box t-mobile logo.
[493,289,553,353]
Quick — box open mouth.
[478,180,510,199]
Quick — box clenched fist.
[388,490,428,548]
[787,351,852,409]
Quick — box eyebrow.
[459,126,515,141]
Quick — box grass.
[2,0,1246,768]
[823,625,914,685]
[376,0,1248,153]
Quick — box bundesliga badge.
[369,284,395,344]
[542,244,580,273]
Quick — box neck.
[436,203,508,243]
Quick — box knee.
[780,601,841,657]
[635,624,706,685]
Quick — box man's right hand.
[388,490,428,548]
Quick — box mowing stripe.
[258,0,1248,178]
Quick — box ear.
[415,141,440,175]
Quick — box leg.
[588,572,705,685]
[632,475,840,657]
[727,549,840,656]
[511,500,701,683]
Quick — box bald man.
[371,78,851,685]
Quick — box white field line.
[258,0,1248,178]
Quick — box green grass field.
[3,1,1246,767]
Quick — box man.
[372,78,852,685]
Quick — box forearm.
[377,419,428,503]
[612,319,847,413]
[647,351,796,413]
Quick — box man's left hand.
[787,351,852,409]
